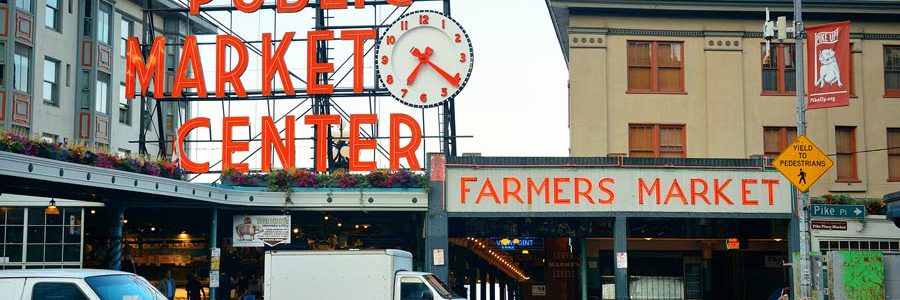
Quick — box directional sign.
[810,204,866,219]
[772,135,834,192]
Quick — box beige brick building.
[547,0,900,200]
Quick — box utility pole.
[793,0,813,299]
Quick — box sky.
[180,0,569,175]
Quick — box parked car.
[0,269,166,300]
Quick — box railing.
[601,276,685,300]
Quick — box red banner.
[806,21,851,109]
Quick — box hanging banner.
[806,21,851,109]
[232,215,291,247]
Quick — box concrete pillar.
[480,268,488,300]
[425,154,449,281]
[107,204,125,270]
[614,216,628,300]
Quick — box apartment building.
[0,0,215,157]
[547,0,900,199]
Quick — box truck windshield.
[85,275,167,300]
[424,274,461,299]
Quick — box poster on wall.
[806,21,851,109]
[232,215,291,247]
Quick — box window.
[80,70,90,110]
[835,126,858,182]
[763,127,797,158]
[761,43,797,95]
[45,0,60,31]
[119,83,130,125]
[886,46,900,97]
[0,44,7,88]
[96,73,109,114]
[889,128,900,181]
[97,3,111,44]
[627,41,684,93]
[399,277,433,300]
[13,46,30,93]
[81,0,91,38]
[32,282,89,300]
[0,207,83,269]
[120,19,133,57]
[85,275,167,300]
[629,124,686,158]
[15,0,31,13]
[43,58,59,105]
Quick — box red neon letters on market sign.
[175,114,423,174]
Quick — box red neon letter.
[741,179,759,205]
[305,114,341,173]
[233,0,263,13]
[261,116,295,172]
[574,178,594,204]
[553,178,571,204]
[190,0,212,15]
[502,178,523,204]
[307,30,335,95]
[762,179,780,205]
[460,177,477,204]
[340,30,377,93]
[690,179,711,205]
[349,114,377,171]
[527,178,549,204]
[222,117,250,173]
[125,36,165,99]
[216,35,248,98]
[172,36,206,98]
[262,32,296,97]
[477,178,500,204]
[354,0,365,8]
[598,178,615,205]
[276,0,307,12]
[320,0,346,9]
[176,117,210,173]
[638,178,660,205]
[714,179,734,205]
[664,179,688,205]
[386,0,411,6]
[389,113,422,171]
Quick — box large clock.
[376,10,474,108]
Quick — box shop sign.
[531,285,547,296]
[806,21,851,109]
[491,237,543,250]
[726,238,740,250]
[446,168,791,214]
[616,252,628,269]
[811,220,848,231]
[772,135,833,193]
[233,215,291,247]
[210,248,221,271]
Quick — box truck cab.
[395,271,463,300]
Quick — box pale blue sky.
[182,0,568,173]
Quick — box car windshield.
[85,275,167,300]
[424,274,461,299]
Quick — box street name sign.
[772,135,833,192]
[810,204,866,219]
[810,220,848,231]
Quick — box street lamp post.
[792,0,813,299]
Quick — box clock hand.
[424,60,460,87]
[407,47,429,85]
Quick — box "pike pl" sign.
[772,135,834,192]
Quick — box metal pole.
[209,208,218,300]
[793,0,812,299]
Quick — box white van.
[0,269,166,300]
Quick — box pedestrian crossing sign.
[772,135,834,193]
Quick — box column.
[614,216,628,300]
[107,204,125,270]
[209,208,218,300]
[487,272,494,300]
[480,267,488,300]
[425,154,449,281]
[499,278,507,300]
[581,238,588,300]
[468,262,477,300]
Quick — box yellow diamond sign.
[772,135,834,192]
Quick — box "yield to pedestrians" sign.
[772,135,834,193]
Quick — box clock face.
[376,10,474,108]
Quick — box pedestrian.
[239,287,256,300]
[155,270,176,300]
[186,273,206,300]
[218,272,233,300]
[767,285,789,300]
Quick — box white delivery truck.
[264,249,466,300]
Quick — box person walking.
[155,270,176,300]
[186,273,206,300]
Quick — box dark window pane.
[64,208,81,226]
[762,70,778,91]
[46,212,63,225]
[881,242,890,250]
[0,208,6,224]
[784,70,796,91]
[28,226,44,243]
[63,244,81,262]
[45,226,62,243]
[840,241,849,249]
[6,226,23,243]
[887,71,900,90]
[28,209,45,225]
[6,208,24,225]
[64,227,81,243]
[44,245,62,262]
[849,241,860,249]
[27,245,44,262]
[6,245,22,262]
